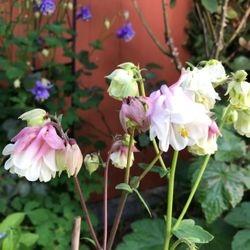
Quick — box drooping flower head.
[116,23,135,42]
[106,63,139,100]
[119,97,149,133]
[76,6,92,21]
[35,0,56,16]
[147,82,212,152]
[110,134,138,169]
[233,110,250,138]
[29,79,53,101]
[84,153,100,175]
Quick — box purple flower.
[29,79,53,101]
[38,0,56,16]
[76,6,92,21]
[0,232,7,240]
[116,23,135,42]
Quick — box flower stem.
[107,129,135,250]
[73,176,101,250]
[172,154,210,231]
[164,150,179,250]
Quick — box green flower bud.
[19,109,50,126]
[84,153,100,175]
[234,110,250,138]
[233,70,248,82]
[13,79,21,88]
[224,109,238,124]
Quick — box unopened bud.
[84,153,100,175]
[104,18,111,30]
[41,49,49,57]
[233,70,248,82]
[14,79,21,88]
[19,108,49,126]
[225,109,238,124]
[123,10,129,20]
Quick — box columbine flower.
[2,123,65,182]
[226,70,250,110]
[178,67,220,110]
[189,121,221,155]
[84,153,100,175]
[116,23,135,42]
[36,0,56,16]
[110,135,138,169]
[0,232,7,240]
[29,79,53,101]
[56,139,83,177]
[76,6,92,21]
[147,84,212,152]
[19,109,50,126]
[119,97,149,133]
[106,68,139,100]
[233,110,250,137]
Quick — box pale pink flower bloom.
[119,97,150,133]
[2,124,65,182]
[147,83,212,152]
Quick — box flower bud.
[84,153,100,175]
[233,110,250,138]
[104,18,111,30]
[225,109,238,124]
[14,79,21,88]
[119,97,149,133]
[19,108,50,126]
[67,2,73,10]
[106,68,139,100]
[118,62,136,70]
[123,10,130,20]
[233,70,248,82]
[42,49,49,57]
[110,135,138,169]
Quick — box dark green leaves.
[77,51,98,70]
[115,183,133,193]
[201,0,218,13]
[116,219,165,250]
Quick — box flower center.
[180,127,189,138]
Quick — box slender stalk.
[107,129,135,250]
[103,157,110,250]
[73,176,101,250]
[71,216,81,250]
[164,150,179,250]
[169,238,193,250]
[172,154,210,231]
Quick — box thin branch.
[195,2,209,58]
[73,176,102,250]
[225,5,250,49]
[214,0,230,59]
[161,0,182,71]
[97,109,113,136]
[203,8,217,42]
[132,0,168,56]
[71,216,81,250]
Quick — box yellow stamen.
[180,127,189,138]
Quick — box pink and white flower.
[147,83,212,152]
[2,123,65,182]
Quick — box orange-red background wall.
[77,0,193,198]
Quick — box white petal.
[4,157,14,170]
[2,144,15,155]
[39,165,53,182]
[25,160,41,181]
[43,150,57,171]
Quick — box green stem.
[164,150,179,250]
[172,154,210,231]
[170,239,193,250]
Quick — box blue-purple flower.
[76,6,92,21]
[0,232,7,240]
[36,0,56,16]
[116,23,135,42]
[29,79,53,101]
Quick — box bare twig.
[225,5,250,49]
[195,2,209,58]
[161,0,182,71]
[71,216,81,250]
[204,8,217,42]
[214,0,230,59]
[132,0,168,56]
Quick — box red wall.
[76,0,193,198]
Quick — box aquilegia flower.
[2,123,65,182]
[119,97,149,133]
[110,135,138,169]
[36,0,56,16]
[76,6,92,21]
[29,79,53,101]
[147,83,212,152]
[116,23,135,42]
[84,153,100,175]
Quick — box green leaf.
[89,39,103,50]
[19,232,39,247]
[170,0,176,8]
[145,63,163,70]
[138,163,169,178]
[133,189,152,217]
[232,229,250,250]
[0,213,25,232]
[27,208,52,225]
[215,128,246,162]
[115,183,133,193]
[138,133,151,147]
[130,176,140,189]
[227,7,238,19]
[229,56,250,71]
[116,219,165,250]
[225,202,250,229]
[45,23,67,35]
[201,0,218,13]
[192,160,246,223]
[2,229,19,250]
[82,237,96,247]
[173,219,214,244]
[77,51,98,70]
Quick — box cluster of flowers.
[105,61,250,169]
[2,109,83,182]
